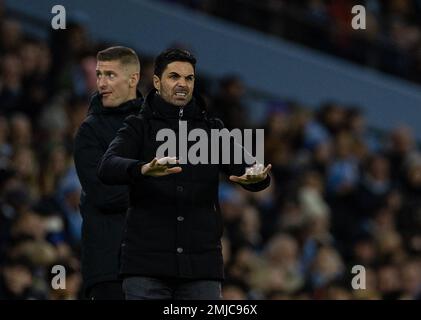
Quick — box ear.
[153,75,160,93]
[129,73,140,88]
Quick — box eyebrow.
[168,72,194,78]
[96,70,116,75]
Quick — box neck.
[127,91,137,101]
[104,91,137,108]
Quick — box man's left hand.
[229,164,272,185]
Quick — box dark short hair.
[154,48,196,78]
[97,46,140,68]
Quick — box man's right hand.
[141,157,182,177]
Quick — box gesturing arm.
[97,115,146,185]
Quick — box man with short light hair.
[74,46,143,299]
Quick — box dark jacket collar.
[140,89,208,120]
[87,90,143,115]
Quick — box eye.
[109,73,116,79]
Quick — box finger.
[159,156,178,165]
[165,167,182,174]
[245,176,259,183]
[263,164,272,175]
[231,175,249,184]
[229,175,241,183]
[150,158,158,167]
[157,157,168,166]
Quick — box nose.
[176,78,187,88]
[98,76,108,90]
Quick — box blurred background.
[0,0,420,300]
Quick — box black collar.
[88,90,143,115]
[141,89,207,121]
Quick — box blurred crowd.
[0,2,420,300]
[165,0,421,84]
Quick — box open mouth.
[175,92,187,97]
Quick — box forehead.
[163,61,194,76]
[96,60,122,71]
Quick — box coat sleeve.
[215,118,271,192]
[97,115,147,185]
[74,122,130,213]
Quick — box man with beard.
[98,48,271,299]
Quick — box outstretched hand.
[141,157,182,177]
[229,164,272,185]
